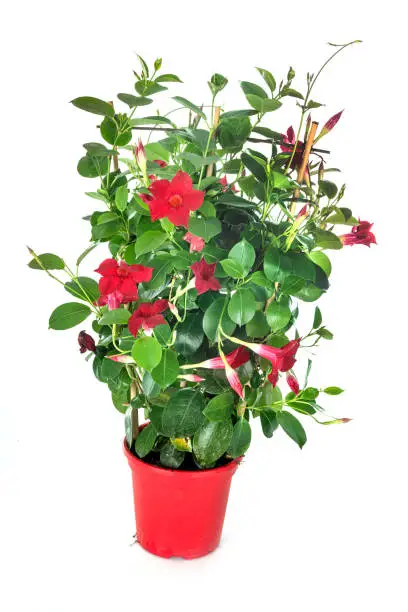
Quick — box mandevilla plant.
[29,42,375,469]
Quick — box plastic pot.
[124,428,240,559]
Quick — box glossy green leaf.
[161,389,205,437]
[246,311,270,337]
[131,336,162,371]
[217,115,252,152]
[151,349,179,388]
[134,231,167,258]
[229,418,251,457]
[203,297,236,341]
[241,152,267,182]
[28,253,65,270]
[308,251,332,276]
[71,96,114,117]
[156,73,183,83]
[174,313,204,356]
[260,410,278,438]
[135,423,157,458]
[64,277,100,302]
[172,96,206,119]
[323,386,344,395]
[160,442,185,468]
[314,230,343,250]
[277,411,307,448]
[49,302,91,330]
[115,185,128,211]
[246,95,282,113]
[203,392,234,422]
[228,288,256,326]
[266,299,292,331]
[220,258,245,279]
[188,217,221,242]
[117,93,153,107]
[98,309,131,325]
[255,67,277,93]
[193,419,233,467]
[208,73,228,96]
[313,306,322,329]
[241,81,268,99]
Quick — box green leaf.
[217,115,252,152]
[64,277,100,302]
[319,180,338,199]
[323,386,344,395]
[134,231,167,258]
[308,251,332,277]
[124,406,134,447]
[313,230,343,250]
[28,253,65,270]
[174,313,204,356]
[208,73,228,96]
[203,392,234,422]
[130,115,175,127]
[151,349,179,388]
[131,336,162,371]
[203,297,236,341]
[260,410,278,438]
[241,152,267,182]
[99,309,131,326]
[277,411,307,449]
[49,302,91,330]
[316,327,334,340]
[266,299,291,331]
[188,217,221,242]
[100,116,132,146]
[117,93,153,107]
[83,142,115,157]
[281,88,304,99]
[135,423,157,458]
[255,68,276,94]
[313,306,322,329]
[220,258,245,279]
[271,171,292,190]
[172,96,206,119]
[246,311,270,337]
[115,185,128,212]
[154,322,172,346]
[71,97,114,117]
[77,155,109,178]
[76,243,98,268]
[264,247,292,283]
[229,418,252,457]
[160,442,185,468]
[250,271,274,290]
[228,288,256,326]
[241,81,268,99]
[228,239,256,273]
[156,73,183,83]
[193,419,233,467]
[161,389,205,437]
[246,95,282,113]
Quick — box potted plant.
[28,40,375,559]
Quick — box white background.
[1,1,407,610]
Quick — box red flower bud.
[78,331,96,354]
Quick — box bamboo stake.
[290,121,319,215]
[206,106,221,177]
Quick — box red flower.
[78,330,96,354]
[340,220,376,247]
[281,126,305,170]
[225,362,244,398]
[153,159,167,168]
[95,258,153,310]
[191,258,221,295]
[192,346,250,370]
[220,175,238,193]
[286,372,300,395]
[248,338,301,387]
[128,300,169,336]
[183,232,205,253]
[147,170,204,227]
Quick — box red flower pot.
[124,429,241,559]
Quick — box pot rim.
[123,428,242,477]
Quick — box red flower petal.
[182,190,205,211]
[148,198,171,222]
[168,170,193,195]
[95,258,118,276]
[149,179,170,199]
[130,265,154,283]
[166,205,191,228]
[99,275,120,295]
